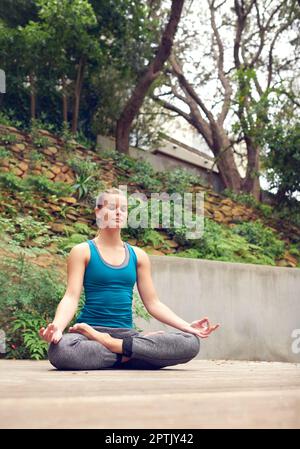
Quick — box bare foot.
[68,323,131,363]
[68,323,113,349]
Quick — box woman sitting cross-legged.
[39,187,220,370]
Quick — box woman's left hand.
[183,317,220,338]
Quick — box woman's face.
[95,193,128,229]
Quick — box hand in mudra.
[184,317,220,338]
[39,323,63,344]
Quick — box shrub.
[0,254,65,359]
[231,220,285,260]
[162,167,208,194]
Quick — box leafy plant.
[32,135,50,148]
[0,172,25,191]
[67,155,97,179]
[170,248,202,259]
[12,215,52,246]
[56,233,89,254]
[223,188,274,218]
[141,229,165,247]
[59,122,77,152]
[0,110,23,127]
[132,291,152,332]
[25,174,74,197]
[0,146,12,158]
[0,254,65,359]
[162,167,208,194]
[0,133,18,145]
[71,173,95,199]
[231,220,285,259]
[11,312,49,360]
[30,118,51,148]
[28,148,46,163]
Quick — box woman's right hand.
[39,323,63,344]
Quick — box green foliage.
[168,217,286,266]
[0,172,24,191]
[0,133,18,145]
[0,110,23,128]
[72,173,96,200]
[67,155,97,178]
[261,122,300,199]
[0,217,16,234]
[289,245,300,258]
[140,229,166,247]
[0,172,74,199]
[100,151,207,195]
[28,148,46,163]
[11,312,49,360]
[72,222,91,236]
[11,215,52,246]
[162,167,208,194]
[231,67,271,143]
[0,254,65,359]
[30,119,51,148]
[132,291,152,332]
[24,174,74,196]
[171,248,202,259]
[100,149,162,190]
[26,115,57,134]
[231,220,285,260]
[32,135,50,149]
[59,123,77,152]
[75,130,94,149]
[0,216,57,252]
[100,148,138,171]
[271,198,300,230]
[223,188,274,218]
[56,233,89,254]
[0,146,11,158]
[68,155,105,202]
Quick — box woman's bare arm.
[52,244,87,331]
[135,247,220,338]
[39,243,87,343]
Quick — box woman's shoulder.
[69,240,91,267]
[126,243,150,267]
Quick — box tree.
[116,0,185,154]
[36,0,99,133]
[0,0,38,27]
[262,122,300,201]
[152,0,300,200]
[0,0,157,138]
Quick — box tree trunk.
[116,0,185,154]
[29,73,36,120]
[62,76,68,126]
[242,137,261,200]
[214,135,243,192]
[71,56,86,134]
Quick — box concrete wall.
[134,256,300,363]
[96,135,225,193]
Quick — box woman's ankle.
[108,337,124,354]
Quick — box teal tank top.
[75,239,137,328]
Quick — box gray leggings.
[47,326,200,370]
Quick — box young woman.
[39,187,219,370]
